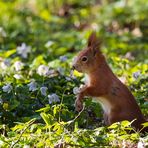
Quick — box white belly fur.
[92,97,111,114]
[84,75,111,114]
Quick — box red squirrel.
[72,32,147,132]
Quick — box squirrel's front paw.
[79,85,87,92]
[75,98,83,112]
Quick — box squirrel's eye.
[81,56,88,62]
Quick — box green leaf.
[53,122,64,135]
[121,120,131,127]
[40,113,54,126]
[1,49,16,58]
[9,99,20,111]
[142,121,148,128]
[108,122,118,129]
[36,106,50,113]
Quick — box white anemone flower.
[73,87,80,95]
[133,71,141,79]
[2,84,12,93]
[59,55,67,62]
[1,62,8,70]
[65,77,71,81]
[17,43,31,58]
[40,87,48,96]
[48,93,60,104]
[0,59,10,70]
[0,27,6,37]
[137,141,145,148]
[14,61,24,71]
[27,81,37,92]
[23,145,30,148]
[45,41,53,48]
[13,74,23,79]
[0,98,3,104]
[37,65,49,76]
[57,67,65,75]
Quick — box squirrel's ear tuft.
[87,32,102,55]
[87,32,97,47]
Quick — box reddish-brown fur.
[72,32,147,132]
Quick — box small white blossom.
[124,52,134,60]
[133,71,141,79]
[14,61,24,71]
[137,141,145,148]
[48,93,60,104]
[0,98,3,104]
[17,43,31,58]
[23,145,30,148]
[45,41,53,48]
[132,27,142,37]
[73,87,80,94]
[0,27,6,37]
[116,0,126,7]
[57,67,65,75]
[27,81,37,92]
[0,59,10,70]
[37,65,49,76]
[1,62,7,70]
[4,59,10,65]
[2,84,12,93]
[59,55,67,62]
[13,74,23,79]
[40,87,48,96]
[0,140,4,146]
[65,77,71,81]
[47,69,55,75]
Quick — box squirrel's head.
[72,32,103,74]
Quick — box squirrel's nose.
[72,65,76,70]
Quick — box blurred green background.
[0,0,148,59]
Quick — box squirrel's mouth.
[72,65,83,73]
[76,69,82,73]
[76,67,84,73]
